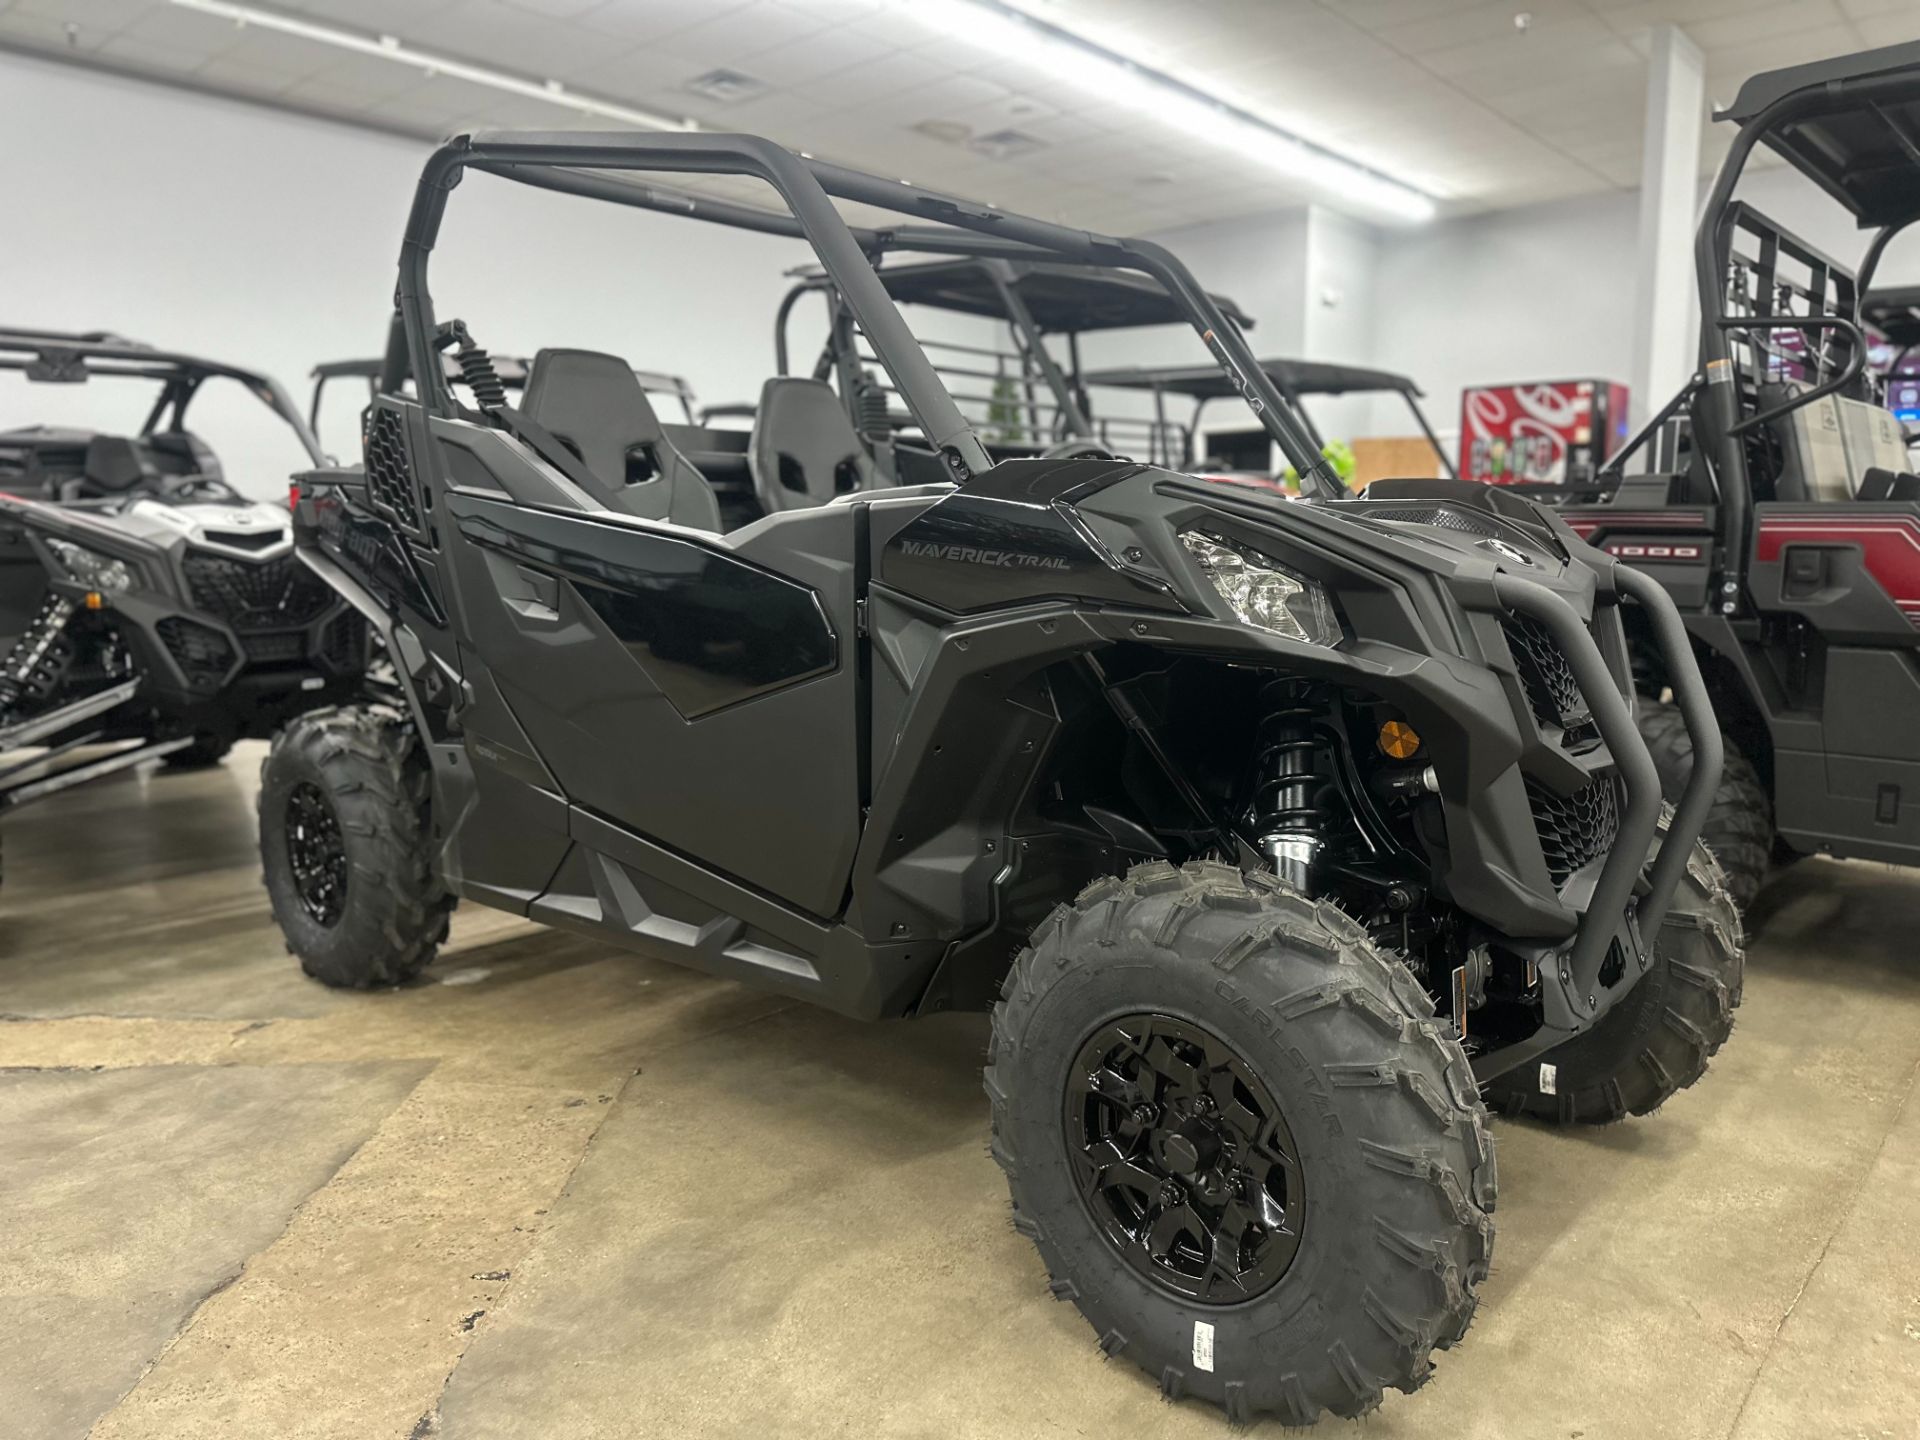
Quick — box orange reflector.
[1378,719,1421,759]
[83,591,105,611]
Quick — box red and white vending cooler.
[1459,379,1630,489]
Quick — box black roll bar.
[398,133,1340,496]
[1615,567,1723,934]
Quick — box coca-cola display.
[1459,378,1630,490]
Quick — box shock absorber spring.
[0,592,77,720]
[1249,676,1333,893]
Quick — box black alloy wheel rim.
[1065,1013,1305,1304]
[285,781,348,927]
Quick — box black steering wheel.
[1040,439,1117,461]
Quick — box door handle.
[503,563,561,622]
[1781,545,1827,600]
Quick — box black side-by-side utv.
[0,330,365,831]
[258,133,1740,1423]
[1560,42,1920,912]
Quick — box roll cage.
[771,256,1256,463]
[0,327,323,467]
[390,130,1345,499]
[1082,357,1459,478]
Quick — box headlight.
[1180,531,1342,646]
[45,538,136,593]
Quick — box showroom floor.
[2,748,1916,1440]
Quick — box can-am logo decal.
[900,539,1071,570]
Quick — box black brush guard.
[1476,565,1720,1075]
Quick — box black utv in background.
[259,132,1740,1423]
[1559,42,1920,912]
[0,331,365,829]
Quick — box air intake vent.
[686,68,766,103]
[364,405,419,532]
[968,128,1047,160]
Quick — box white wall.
[0,50,947,495]
[17,46,1920,491]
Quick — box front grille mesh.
[183,550,334,631]
[1526,774,1621,887]
[156,617,233,689]
[319,610,366,674]
[239,632,306,664]
[1502,615,1589,732]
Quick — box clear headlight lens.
[45,538,135,593]
[1180,531,1341,647]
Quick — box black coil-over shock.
[1249,676,1333,893]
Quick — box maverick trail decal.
[899,539,1072,570]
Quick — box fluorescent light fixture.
[897,0,1438,223]
[167,0,696,132]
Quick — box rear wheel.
[1484,833,1743,1124]
[259,704,453,988]
[986,861,1494,1424]
[1637,699,1770,911]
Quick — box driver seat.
[749,378,884,513]
[520,348,720,531]
[79,435,159,498]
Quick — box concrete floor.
[2,746,1917,1440]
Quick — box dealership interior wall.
[15,43,1920,489]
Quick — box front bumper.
[1470,565,1720,1070]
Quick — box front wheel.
[259,704,454,988]
[1484,835,1743,1124]
[986,861,1495,1424]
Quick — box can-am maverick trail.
[260,134,1740,1423]
[0,330,365,828]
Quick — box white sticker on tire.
[1539,1062,1558,1095]
[1192,1319,1215,1372]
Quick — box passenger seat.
[519,348,720,531]
[749,377,885,513]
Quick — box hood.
[116,497,294,556]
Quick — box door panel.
[440,488,861,919]
[1751,503,1920,644]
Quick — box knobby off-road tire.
[985,860,1495,1424]
[1485,835,1743,1124]
[259,704,454,988]
[1638,699,1770,911]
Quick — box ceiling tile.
[15,0,1917,233]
